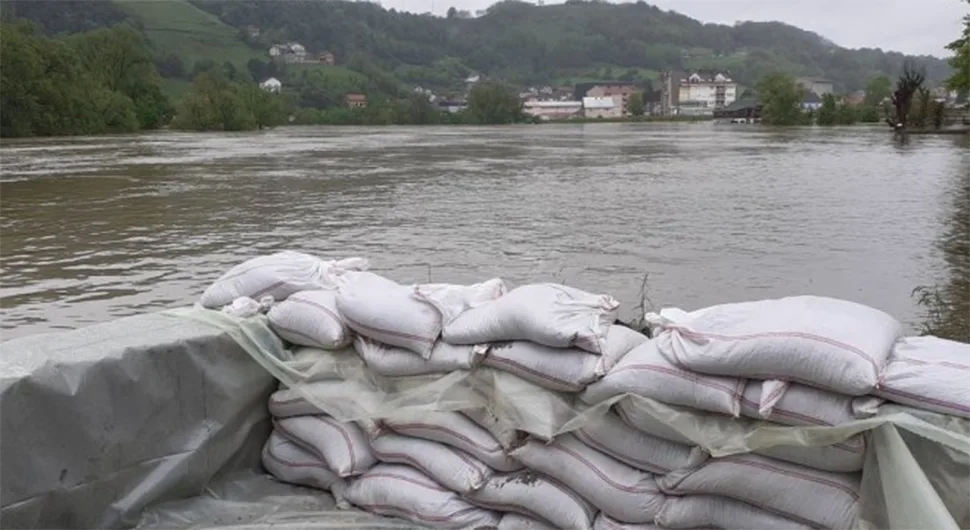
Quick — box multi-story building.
[585,83,638,116]
[583,96,622,119]
[523,100,583,121]
[660,70,737,116]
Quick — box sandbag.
[343,464,500,529]
[260,431,347,506]
[874,336,970,419]
[659,453,861,529]
[436,283,619,354]
[574,411,708,474]
[274,415,376,477]
[646,295,901,395]
[201,251,367,308]
[656,495,814,530]
[414,278,508,324]
[510,434,665,523]
[462,407,525,449]
[498,513,558,530]
[581,339,744,416]
[267,290,350,349]
[354,336,487,377]
[741,380,881,427]
[484,325,649,393]
[756,439,865,473]
[464,471,597,530]
[369,433,491,493]
[615,398,692,444]
[381,410,522,472]
[593,513,667,530]
[336,271,442,358]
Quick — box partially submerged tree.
[886,62,925,129]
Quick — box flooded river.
[1,124,967,340]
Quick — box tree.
[239,83,287,129]
[864,76,892,106]
[755,72,803,125]
[944,2,970,94]
[66,25,152,93]
[816,93,837,125]
[626,92,645,117]
[836,102,858,125]
[887,62,925,129]
[446,6,458,18]
[466,82,524,124]
[911,87,931,128]
[171,71,255,131]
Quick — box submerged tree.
[755,72,803,125]
[886,62,925,130]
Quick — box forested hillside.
[3,0,952,94]
[188,0,951,91]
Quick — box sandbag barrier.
[196,251,970,530]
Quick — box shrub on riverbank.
[170,71,287,131]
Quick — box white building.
[260,77,282,93]
[269,44,286,57]
[583,96,622,119]
[523,100,583,121]
[677,71,738,115]
[796,77,834,97]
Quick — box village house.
[796,77,835,97]
[801,92,823,111]
[843,90,867,107]
[660,70,737,116]
[436,100,468,113]
[584,83,638,116]
[318,52,336,66]
[523,100,583,121]
[346,93,367,109]
[269,42,312,64]
[259,77,282,93]
[583,96,622,119]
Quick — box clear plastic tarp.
[2,307,968,529]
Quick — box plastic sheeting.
[2,307,968,529]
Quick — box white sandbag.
[343,464,500,529]
[267,290,350,349]
[464,471,597,530]
[659,453,860,529]
[646,295,901,395]
[581,338,744,417]
[268,376,382,420]
[370,433,491,493]
[381,410,522,472]
[201,251,367,308]
[435,283,619,354]
[261,431,347,506]
[574,411,708,474]
[354,336,487,377]
[615,398,692,444]
[274,415,376,477]
[874,336,970,419]
[498,513,558,530]
[656,495,814,530]
[462,407,525,449]
[593,513,666,530]
[484,325,649,393]
[740,380,881,427]
[414,278,508,324]
[756,439,865,473]
[510,434,665,523]
[336,271,441,358]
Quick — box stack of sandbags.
[873,336,970,419]
[575,295,904,528]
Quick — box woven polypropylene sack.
[574,411,708,474]
[267,290,350,349]
[484,325,648,393]
[438,283,619,354]
[342,464,501,529]
[336,271,441,358]
[497,513,558,530]
[381,410,522,472]
[874,336,970,419]
[510,434,665,523]
[593,513,668,530]
[353,336,487,377]
[201,252,367,308]
[755,438,865,473]
[656,495,814,530]
[647,295,901,395]
[463,471,597,530]
[614,398,692,444]
[370,433,492,494]
[658,453,860,529]
[260,431,347,505]
[414,278,508,324]
[274,415,376,477]
[740,380,880,427]
[581,339,744,416]
[462,407,525,449]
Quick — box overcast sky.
[380,0,967,57]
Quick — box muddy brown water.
[2,124,967,340]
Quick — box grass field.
[113,0,263,72]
